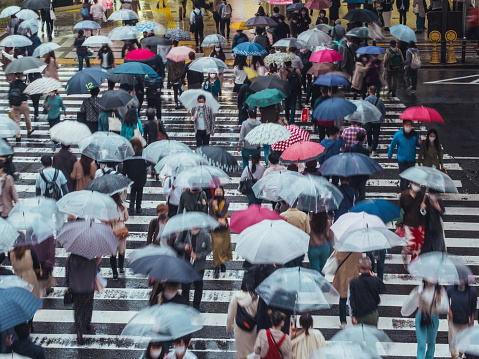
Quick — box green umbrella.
[245,88,286,108]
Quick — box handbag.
[77,111,86,123]
[239,166,256,195]
[50,4,56,20]
[63,289,74,305]
[108,112,122,132]
[235,303,256,332]
[420,292,435,327]
[114,226,130,239]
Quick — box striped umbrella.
[245,123,290,145]
[0,287,42,332]
[164,29,190,41]
[232,42,267,56]
[24,77,62,95]
[108,9,139,21]
[201,34,227,47]
[32,42,60,57]
[264,52,296,64]
[58,221,120,260]
[74,20,102,30]
[50,120,92,145]
[271,125,311,152]
[135,21,166,34]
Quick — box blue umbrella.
[390,24,417,43]
[350,199,401,223]
[287,3,305,11]
[356,46,386,55]
[318,152,383,177]
[313,98,357,121]
[65,67,111,95]
[112,62,157,76]
[232,42,267,56]
[314,74,350,87]
[0,287,42,332]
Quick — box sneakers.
[406,86,412,95]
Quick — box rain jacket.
[388,129,420,163]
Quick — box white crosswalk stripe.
[3,67,478,359]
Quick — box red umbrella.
[230,205,284,234]
[280,141,325,164]
[309,49,343,63]
[304,0,332,9]
[271,125,311,152]
[124,49,156,61]
[399,106,444,123]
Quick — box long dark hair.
[310,211,329,234]
[79,154,93,176]
[143,341,166,359]
[250,152,261,174]
[13,245,27,260]
[252,56,265,70]
[44,51,55,64]
[424,128,441,153]
[211,46,225,58]
[299,312,313,335]
[112,193,125,211]
[234,55,247,70]
[123,107,138,127]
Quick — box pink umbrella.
[271,125,311,152]
[230,205,284,234]
[166,46,195,63]
[280,141,325,164]
[267,0,293,4]
[309,49,343,63]
[305,0,332,9]
[399,106,444,123]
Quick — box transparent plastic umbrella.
[155,152,206,177]
[56,190,120,221]
[108,26,140,40]
[121,303,203,340]
[9,197,64,231]
[174,165,231,189]
[0,217,22,252]
[308,342,378,359]
[32,42,61,57]
[0,140,13,156]
[82,36,113,47]
[0,276,33,292]
[408,252,473,284]
[188,57,228,73]
[0,6,20,18]
[345,100,383,124]
[179,89,220,113]
[78,132,135,163]
[8,212,56,245]
[50,120,91,145]
[273,37,310,49]
[127,244,177,264]
[201,34,228,47]
[73,20,101,30]
[334,226,406,252]
[298,28,331,48]
[330,325,393,358]
[108,9,139,21]
[331,211,385,241]
[450,326,479,356]
[14,9,38,20]
[252,170,304,201]
[142,140,191,164]
[399,166,458,193]
[1,34,33,48]
[18,19,40,35]
[255,267,340,312]
[0,115,21,138]
[4,56,45,74]
[162,212,219,237]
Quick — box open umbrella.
[109,73,137,85]
[4,57,45,74]
[390,24,417,43]
[112,62,157,76]
[0,141,13,156]
[250,75,291,96]
[399,106,444,123]
[174,165,231,189]
[335,225,405,252]
[73,20,102,30]
[17,19,40,35]
[0,115,21,138]
[0,6,20,18]
[305,0,332,9]
[196,146,240,173]
[124,48,155,61]
[108,9,139,21]
[307,62,335,76]
[309,342,377,359]
[188,57,228,73]
[344,99,383,123]
[313,98,357,120]
[273,38,309,50]
[245,123,290,145]
[164,29,190,41]
[155,152,206,177]
[287,3,305,11]
[244,67,259,81]
[130,255,202,283]
[0,276,33,291]
[245,88,286,107]
[230,205,285,234]
[271,124,310,152]
[230,21,251,30]
[97,89,133,110]
[232,42,267,56]
[32,42,60,57]
[0,287,42,332]
[256,267,339,312]
[108,25,140,40]
[343,8,378,22]
[24,77,62,95]
[319,152,383,177]
[346,26,382,39]
[22,0,50,9]
[0,217,22,252]
[50,120,91,145]
[166,46,195,62]
[264,52,296,64]
[350,199,401,223]
[86,174,133,195]
[450,326,479,356]
[314,74,350,87]
[65,67,110,95]
[58,221,119,259]
[141,36,173,47]
[10,197,63,231]
[331,211,384,240]
[236,220,310,264]
[202,34,227,47]
[280,141,325,164]
[314,23,333,32]
[399,166,457,193]
[408,252,473,284]
[79,132,135,162]
[356,46,386,55]
[244,16,277,27]
[135,21,166,34]
[82,35,113,46]
[161,212,219,237]
[179,89,220,113]
[309,48,343,63]
[252,170,304,201]
[15,9,38,20]
[127,245,177,264]
[331,325,393,358]
[142,140,191,164]
[298,28,332,48]
[8,212,56,245]
[57,190,120,220]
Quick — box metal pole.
[440,0,448,63]
[462,36,467,63]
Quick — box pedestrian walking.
[31,235,57,296]
[333,177,359,221]
[164,176,181,217]
[168,59,185,109]
[339,36,358,77]
[253,27,270,54]
[98,43,115,69]
[123,138,148,214]
[364,54,385,97]
[65,253,99,345]
[388,119,421,191]
[344,132,370,201]
[263,152,286,177]
[364,85,386,156]
[143,107,161,145]
[40,2,55,41]
[397,0,410,24]
[175,228,212,311]
[177,186,208,214]
[308,211,334,273]
[6,15,19,35]
[79,87,102,134]
[81,0,92,21]
[412,0,427,33]
[203,70,221,100]
[226,276,259,359]
[71,155,97,191]
[168,336,197,359]
[218,0,232,38]
[43,51,59,81]
[35,155,69,199]
[75,30,91,71]
[9,245,41,298]
[341,121,367,149]
[9,72,34,142]
[237,79,251,124]
[120,107,143,141]
[0,161,18,218]
[140,341,167,359]
[53,144,77,193]
[233,55,247,93]
[43,90,67,129]
[209,186,233,278]
[419,129,444,170]
[318,126,344,184]
[404,41,420,95]
[420,190,446,254]
[90,0,106,34]
[383,40,404,97]
[147,204,169,245]
[181,52,204,90]
[190,3,205,51]
[281,61,301,124]
[210,46,226,62]
[239,152,265,205]
[351,55,371,99]
[401,281,449,359]
[232,29,249,49]
[27,72,42,122]
[290,313,325,359]
[254,311,293,359]
[290,14,301,38]
[191,95,215,147]
[98,108,122,132]
[5,322,46,358]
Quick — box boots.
[110,256,118,279]
[118,254,125,274]
[213,266,220,279]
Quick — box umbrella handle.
[420,188,429,216]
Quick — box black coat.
[349,273,386,317]
[143,120,158,145]
[396,0,410,10]
[123,156,148,187]
[53,148,77,192]
[74,36,88,56]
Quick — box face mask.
[215,195,224,201]
[429,194,437,201]
[175,346,186,356]
[198,103,205,107]
[320,13,324,17]
[404,126,412,134]
[275,50,281,53]
[215,47,220,51]
[50,91,56,97]
[159,213,167,220]
[411,184,421,192]
[150,349,163,359]
[428,136,435,142]
[190,229,200,235]
[210,74,215,79]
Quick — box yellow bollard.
[429,31,441,64]
[445,30,458,64]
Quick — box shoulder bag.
[419,291,435,327]
[50,4,56,20]
[108,112,122,133]
[239,166,256,195]
[236,303,256,331]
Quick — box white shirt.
[196,106,206,130]
[190,8,204,25]
[233,66,247,85]
[168,350,198,359]
[35,167,68,196]
[163,176,181,206]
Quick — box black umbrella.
[140,36,173,46]
[287,3,305,11]
[22,0,50,10]
[85,173,133,195]
[343,9,379,22]
[244,16,277,27]
[97,89,133,111]
[196,146,241,173]
[249,76,291,96]
[130,255,202,283]
[109,73,138,86]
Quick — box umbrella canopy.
[307,62,334,76]
[82,35,113,46]
[65,67,110,95]
[318,152,383,177]
[350,199,401,223]
[408,252,473,284]
[331,211,384,241]
[305,0,332,9]
[166,46,195,62]
[399,166,457,193]
[164,29,191,41]
[124,48,155,61]
[309,342,377,359]
[252,170,304,201]
[0,217,22,252]
[0,276,33,291]
[32,42,60,57]
[142,140,191,164]
[24,77,62,95]
[0,6,21,18]
[121,303,202,340]
[264,52,297,64]
[232,42,267,56]
[230,204,284,234]
[108,25,140,40]
[50,120,91,145]
[8,212,56,245]
[85,173,133,195]
[245,88,286,108]
[309,49,343,63]
[390,24,417,43]
[188,57,228,73]
[141,36,173,47]
[244,16,277,27]
[244,66,259,81]
[314,74,350,87]
[202,34,227,47]
[130,255,202,283]
[58,221,119,259]
[135,21,166,34]
[161,212,219,237]
[57,190,120,220]
[287,2,305,10]
[15,9,38,20]
[399,106,444,123]
[5,56,45,74]
[108,9,139,21]
[280,141,325,164]
[314,23,333,32]
[256,267,339,312]
[343,8,378,22]
[22,0,50,9]
[179,89,220,113]
[97,89,133,110]
[127,244,177,264]
[18,19,40,35]
[155,152,206,177]
[331,325,393,357]
[236,220,310,264]
[0,287,42,332]
[298,28,332,48]
[245,123,290,145]
[356,46,386,55]
[0,115,21,138]
[73,20,101,30]
[112,62,157,76]
[0,140,13,156]
[230,21,251,30]
[79,131,135,162]
[279,175,343,212]
[334,225,405,252]
[196,146,240,173]
[250,75,291,96]
[9,197,62,231]
[450,326,479,356]
[273,37,309,50]
[345,99,383,123]
[313,98,357,120]
[109,73,137,85]
[271,124,311,152]
[174,165,231,189]
[346,26,382,39]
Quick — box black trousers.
[398,9,407,25]
[194,26,204,47]
[196,130,210,147]
[181,270,204,309]
[167,203,178,218]
[86,121,98,134]
[46,19,53,40]
[339,297,348,323]
[367,123,381,152]
[73,291,94,333]
[129,185,143,210]
[30,94,41,117]
[398,161,415,191]
[173,83,183,105]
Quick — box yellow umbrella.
[230,22,252,31]
[244,67,259,81]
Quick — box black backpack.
[146,76,159,100]
[8,85,23,106]
[286,69,300,88]
[40,169,63,201]
[193,10,203,29]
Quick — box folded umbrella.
[245,88,286,108]
[108,73,138,85]
[166,46,195,62]
[108,9,139,21]
[250,75,291,96]
[127,244,177,264]
[130,255,202,283]
[280,141,325,164]
[161,212,219,237]
[271,124,311,152]
[135,21,166,34]
[273,37,309,50]
[5,56,45,74]
[343,8,378,22]
[314,74,350,87]
[252,170,304,201]
[344,99,383,123]
[82,35,113,46]
[142,140,191,164]
[236,220,310,264]
[305,0,332,9]
[97,89,133,110]
[202,34,227,47]
[230,204,284,234]
[65,67,110,95]
[450,326,479,356]
[15,9,39,20]
[179,89,220,113]
[57,190,120,220]
[164,29,191,41]
[245,123,290,145]
[399,166,457,193]
[124,48,155,61]
[331,211,385,241]
[232,42,267,56]
[356,46,386,55]
[331,325,393,358]
[244,16,277,27]
[309,48,343,63]
[32,42,61,57]
[408,252,473,284]
[0,276,33,291]
[108,25,140,40]
[390,24,417,43]
[50,120,91,145]
[58,221,119,260]
[399,106,444,123]
[24,77,62,95]
[141,36,173,47]
[112,62,157,76]
[79,132,135,162]
[334,225,405,252]
[313,98,357,121]
[155,152,206,177]
[188,57,228,73]
[350,199,401,223]
[86,173,133,195]
[0,140,13,156]
[318,152,383,177]
[196,146,240,173]
[0,217,22,252]
[0,115,21,138]
[298,28,332,48]
[17,19,40,35]
[174,165,231,189]
[264,52,297,64]
[73,20,102,30]
[0,287,42,332]
[22,0,50,9]
[0,6,20,18]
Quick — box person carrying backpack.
[383,40,404,97]
[9,72,34,142]
[35,155,68,200]
[218,0,232,39]
[281,61,301,124]
[254,311,293,359]
[404,41,421,95]
[190,3,204,51]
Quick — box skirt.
[211,228,233,267]
[396,224,425,263]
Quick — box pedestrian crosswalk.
[3,67,478,359]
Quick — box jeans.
[367,249,386,280]
[30,94,41,117]
[404,67,418,91]
[263,145,270,166]
[415,312,440,359]
[194,26,204,48]
[181,270,205,310]
[78,55,90,71]
[398,161,416,191]
[416,14,425,31]
[285,91,298,124]
[339,297,348,324]
[129,185,143,210]
[220,18,230,38]
[367,123,381,152]
[399,9,408,25]
[196,130,210,147]
[241,147,261,170]
[308,243,330,273]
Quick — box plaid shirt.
[341,125,366,148]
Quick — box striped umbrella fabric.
[58,221,120,260]
[232,42,267,56]
[32,42,61,57]
[24,77,62,95]
[0,287,42,332]
[0,217,21,252]
[201,34,227,47]
[271,125,311,152]
[135,21,166,34]
[245,123,290,145]
[74,20,102,30]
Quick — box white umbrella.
[73,20,102,30]
[108,26,140,41]
[83,36,113,47]
[161,212,219,237]
[155,152,207,177]
[298,28,331,48]
[0,6,21,18]
[56,190,120,221]
[15,9,39,20]
[235,219,310,265]
[32,42,61,57]
[24,77,62,95]
[142,140,191,164]
[0,35,33,48]
[331,211,385,241]
[0,115,21,138]
[345,100,383,124]
[174,165,230,189]
[17,19,40,35]
[188,57,228,73]
[450,326,479,356]
[334,226,406,252]
[49,120,92,145]
[108,9,139,21]
[179,89,220,113]
[201,34,227,47]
